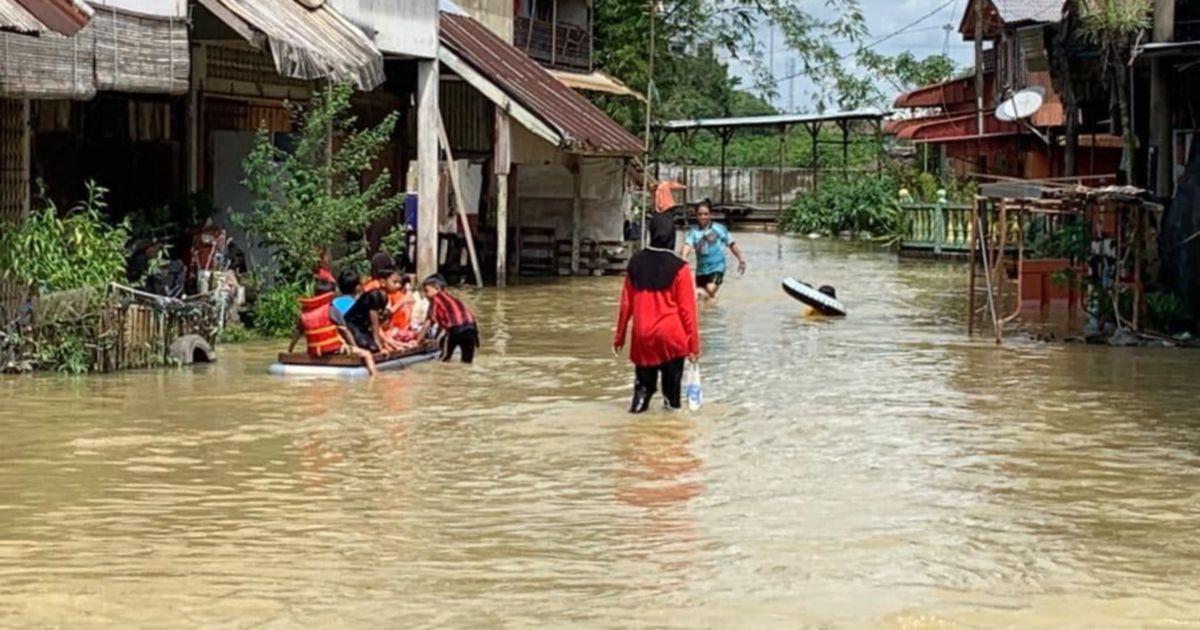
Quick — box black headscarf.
[626,212,685,291]
[370,253,394,278]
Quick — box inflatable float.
[268,342,439,377]
[781,277,846,316]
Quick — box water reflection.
[2,234,1200,627]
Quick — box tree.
[1077,0,1151,183]
[592,0,869,128]
[833,51,958,110]
[240,84,404,283]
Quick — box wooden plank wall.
[0,98,29,322]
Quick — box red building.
[887,0,1121,180]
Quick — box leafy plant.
[0,181,129,293]
[240,83,404,284]
[217,320,260,344]
[250,282,305,338]
[1029,217,1090,262]
[1147,290,1185,333]
[1076,0,1151,182]
[783,172,901,237]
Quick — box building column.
[1150,0,1175,195]
[494,110,512,287]
[187,43,206,193]
[416,59,440,280]
[569,155,582,275]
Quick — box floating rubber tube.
[781,277,846,316]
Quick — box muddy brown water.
[3,233,1200,628]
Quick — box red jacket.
[613,265,700,367]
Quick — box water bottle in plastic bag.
[685,362,703,411]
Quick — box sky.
[724,0,976,112]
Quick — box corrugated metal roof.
[660,109,887,132]
[959,0,1062,39]
[440,11,644,157]
[198,0,384,90]
[0,0,91,36]
[993,0,1063,24]
[0,0,45,34]
[549,69,644,101]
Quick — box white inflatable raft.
[268,344,439,377]
[782,277,846,316]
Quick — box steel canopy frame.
[654,109,889,212]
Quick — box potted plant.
[1021,216,1089,312]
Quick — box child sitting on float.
[290,275,377,376]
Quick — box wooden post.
[807,121,821,192]
[416,60,440,281]
[569,154,583,275]
[974,0,985,142]
[968,197,979,336]
[20,98,29,217]
[778,124,787,223]
[513,165,522,279]
[494,110,512,287]
[1134,206,1145,329]
[435,111,484,288]
[839,119,849,179]
[551,0,558,67]
[1150,0,1175,195]
[995,199,1009,341]
[719,129,730,205]
[187,44,205,193]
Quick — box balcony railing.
[513,15,591,72]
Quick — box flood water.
[4,232,1200,628]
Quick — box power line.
[840,0,960,60]
[771,0,960,83]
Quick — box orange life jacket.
[298,292,344,357]
[359,278,409,329]
[387,289,411,329]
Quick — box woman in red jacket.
[613,212,701,413]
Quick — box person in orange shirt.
[362,254,416,344]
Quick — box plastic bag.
[685,361,703,411]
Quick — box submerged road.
[3,233,1200,628]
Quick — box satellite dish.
[995,86,1046,122]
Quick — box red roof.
[14,0,90,36]
[902,112,1019,141]
[893,74,995,110]
[440,13,644,157]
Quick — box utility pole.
[641,1,657,246]
[1150,0,1174,195]
[788,58,796,113]
[974,0,985,169]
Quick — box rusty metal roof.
[440,12,644,157]
[0,0,91,36]
[0,0,45,34]
[198,0,384,90]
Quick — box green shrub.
[0,181,128,293]
[251,283,305,338]
[1147,290,1185,333]
[783,173,901,237]
[240,84,404,283]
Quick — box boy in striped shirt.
[417,274,479,364]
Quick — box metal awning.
[0,5,186,99]
[659,108,888,132]
[439,11,644,157]
[549,69,645,101]
[197,0,384,90]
